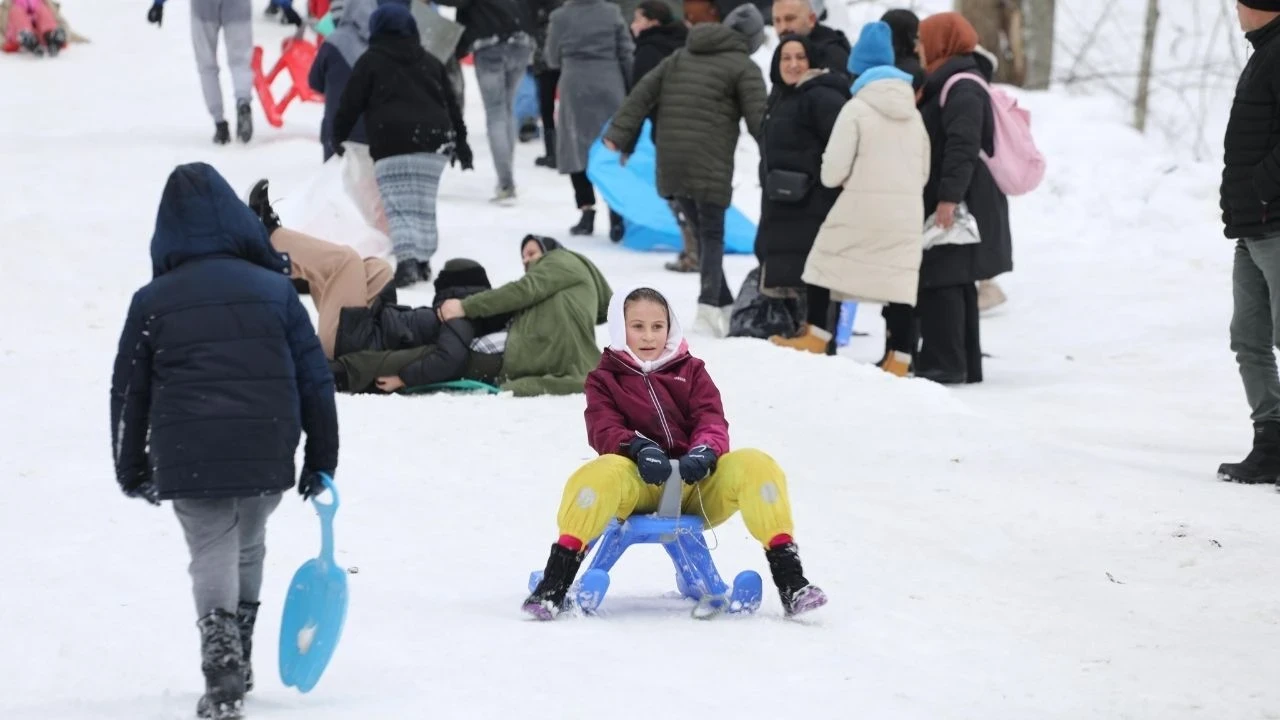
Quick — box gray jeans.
[1231,236,1280,423]
[473,40,533,191]
[174,493,283,618]
[191,0,254,123]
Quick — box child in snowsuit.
[522,286,828,619]
[110,163,339,720]
[5,0,65,55]
[147,0,256,144]
[333,2,473,289]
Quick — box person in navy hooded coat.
[109,162,339,719]
[309,0,378,160]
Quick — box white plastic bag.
[922,202,982,251]
[275,145,393,261]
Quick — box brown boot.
[663,252,699,273]
[878,350,912,377]
[769,324,830,354]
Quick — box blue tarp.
[514,69,539,124]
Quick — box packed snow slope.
[2,2,1278,719]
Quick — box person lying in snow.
[110,163,338,720]
[522,286,828,619]
[437,234,613,396]
[2,0,66,55]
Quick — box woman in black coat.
[631,0,687,83]
[755,34,850,348]
[881,8,925,92]
[916,12,1012,384]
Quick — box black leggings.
[805,284,831,328]
[535,70,559,158]
[570,171,595,208]
[882,303,917,354]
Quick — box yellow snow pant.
[556,449,794,548]
[270,228,393,359]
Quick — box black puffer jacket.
[807,23,851,78]
[527,0,563,74]
[633,21,687,83]
[435,0,531,58]
[110,163,338,500]
[756,45,850,289]
[333,26,467,162]
[919,53,1012,288]
[1222,15,1280,240]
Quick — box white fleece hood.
[606,286,689,373]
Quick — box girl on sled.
[523,286,828,619]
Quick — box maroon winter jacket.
[584,347,732,459]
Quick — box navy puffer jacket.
[110,163,339,500]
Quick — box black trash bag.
[729,267,806,339]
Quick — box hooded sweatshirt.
[584,287,731,458]
[310,0,378,158]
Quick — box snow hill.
[1,1,1277,718]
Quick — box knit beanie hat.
[369,3,419,38]
[1241,0,1280,10]
[848,21,895,76]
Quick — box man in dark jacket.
[770,0,850,79]
[110,163,338,719]
[1219,1,1280,485]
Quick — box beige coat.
[802,77,930,306]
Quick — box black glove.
[281,5,303,26]
[628,437,671,486]
[453,142,474,171]
[122,479,161,506]
[146,2,163,26]
[678,445,718,484]
[333,142,346,157]
[298,467,329,500]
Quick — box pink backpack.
[941,72,1045,197]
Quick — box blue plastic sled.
[400,379,501,395]
[586,121,757,255]
[279,475,348,693]
[513,69,539,126]
[529,460,763,618]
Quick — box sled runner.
[252,33,324,129]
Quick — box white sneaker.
[693,304,731,338]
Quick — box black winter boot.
[44,28,65,57]
[1218,422,1280,485]
[195,610,245,719]
[569,209,596,236]
[235,602,259,693]
[247,179,281,233]
[608,210,625,243]
[522,543,584,620]
[394,259,423,288]
[213,122,231,145]
[236,101,253,143]
[536,135,556,168]
[765,543,828,617]
[18,30,42,56]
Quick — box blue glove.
[678,445,718,484]
[298,467,330,500]
[122,479,161,506]
[628,437,671,486]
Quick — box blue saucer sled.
[528,461,763,618]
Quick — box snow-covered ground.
[3,1,1279,718]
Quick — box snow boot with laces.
[235,602,259,693]
[44,28,66,57]
[236,101,253,143]
[247,179,281,233]
[765,542,827,617]
[1219,421,1280,485]
[18,30,42,56]
[195,610,245,719]
[522,543,584,620]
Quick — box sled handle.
[312,474,339,564]
[657,460,683,518]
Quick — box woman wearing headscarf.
[880,8,925,92]
[914,11,1011,384]
[310,0,378,161]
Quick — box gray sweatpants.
[1231,235,1280,423]
[173,493,283,618]
[191,0,254,123]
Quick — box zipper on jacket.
[638,370,675,450]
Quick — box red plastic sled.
[252,36,324,128]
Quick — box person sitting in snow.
[522,286,828,619]
[110,163,338,720]
[3,0,66,55]
[437,235,612,396]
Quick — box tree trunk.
[954,0,1023,84]
[1022,0,1055,89]
[1134,0,1159,132]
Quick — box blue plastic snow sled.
[586,121,757,255]
[529,461,763,618]
[279,475,348,693]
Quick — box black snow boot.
[247,179,281,233]
[44,28,66,57]
[394,259,423,288]
[569,209,596,236]
[518,118,540,143]
[609,210,625,243]
[419,260,433,283]
[536,135,556,168]
[765,543,828,617]
[213,121,231,145]
[195,610,245,719]
[1218,421,1280,485]
[521,543,584,620]
[18,30,42,56]
[236,101,253,143]
[235,602,259,693]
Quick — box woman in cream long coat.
[795,63,930,368]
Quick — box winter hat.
[769,33,818,86]
[1241,0,1280,10]
[919,12,978,74]
[848,21,895,76]
[880,9,920,60]
[607,286,688,373]
[433,258,492,295]
[369,3,419,38]
[721,2,766,54]
[521,234,563,254]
